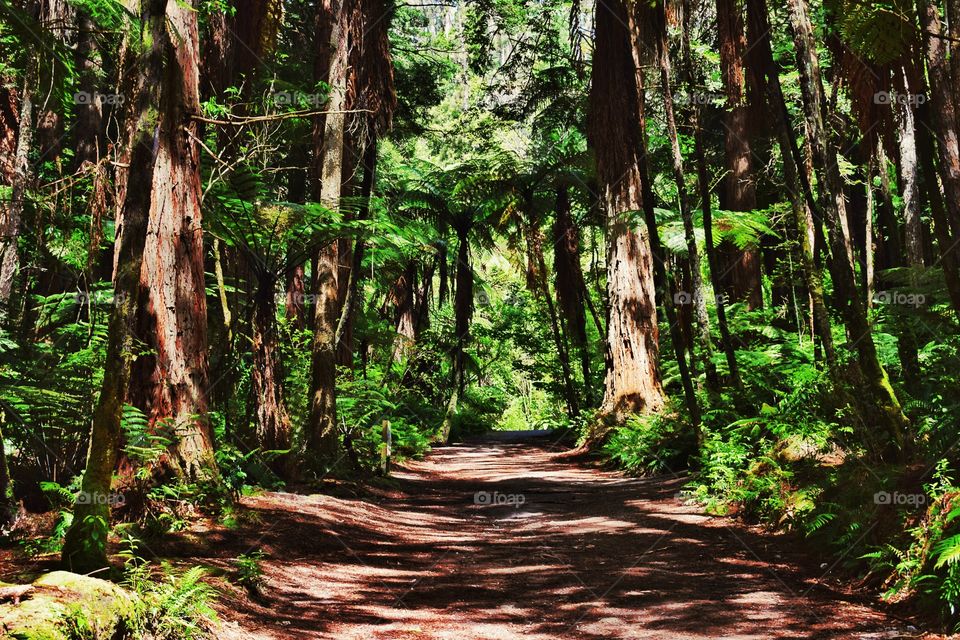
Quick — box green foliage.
[603,408,693,475]
[124,563,218,639]
[232,550,267,593]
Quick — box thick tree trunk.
[306,0,350,465]
[124,0,218,481]
[627,10,699,428]
[716,0,762,309]
[786,0,908,457]
[62,0,168,572]
[590,0,665,422]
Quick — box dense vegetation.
[2,0,960,633]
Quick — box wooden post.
[380,420,391,475]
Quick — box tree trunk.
[251,279,292,475]
[920,0,960,257]
[123,0,218,482]
[439,224,472,443]
[916,104,960,323]
[0,61,34,319]
[74,9,104,169]
[786,0,909,457]
[334,135,378,362]
[437,241,449,307]
[391,261,417,363]
[62,0,168,572]
[716,0,762,309]
[0,421,15,530]
[552,186,593,403]
[307,242,341,463]
[894,69,922,387]
[590,0,665,422]
[306,0,350,465]
[865,156,875,311]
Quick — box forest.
[0,0,960,636]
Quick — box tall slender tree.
[785,0,909,456]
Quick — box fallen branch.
[191,108,375,127]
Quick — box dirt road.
[200,436,925,639]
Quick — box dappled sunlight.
[155,438,914,639]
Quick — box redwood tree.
[715,0,762,309]
[306,0,351,465]
[590,0,665,421]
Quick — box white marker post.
[381,420,391,475]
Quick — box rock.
[0,571,137,639]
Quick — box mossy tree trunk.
[62,0,168,572]
[715,0,762,310]
[786,0,909,457]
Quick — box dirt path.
[186,435,927,639]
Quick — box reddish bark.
[590,0,665,420]
[125,0,218,481]
[716,0,762,309]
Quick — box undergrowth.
[594,304,960,631]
